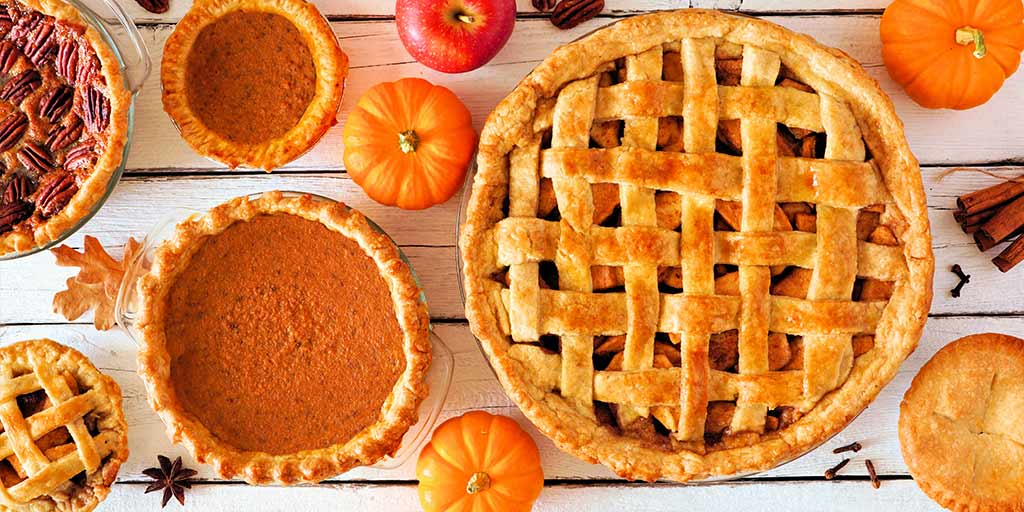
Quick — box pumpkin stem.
[955,26,986,59]
[466,472,491,494]
[398,130,419,154]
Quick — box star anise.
[142,455,197,508]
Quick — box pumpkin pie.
[899,333,1024,512]
[0,0,131,256]
[0,338,128,511]
[460,9,933,482]
[161,0,347,171]
[136,191,431,484]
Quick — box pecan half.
[76,49,98,85]
[550,0,604,29]
[55,40,78,84]
[8,11,41,43]
[2,173,33,204]
[23,19,55,65]
[135,0,170,14]
[0,6,12,36]
[35,172,76,218]
[63,141,95,170]
[83,87,109,132]
[0,111,27,151]
[0,69,41,104]
[39,86,72,122]
[17,142,53,174]
[0,41,19,74]
[0,200,32,233]
[532,0,557,11]
[46,116,83,151]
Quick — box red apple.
[396,0,516,73]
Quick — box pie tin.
[0,0,151,261]
[113,191,454,473]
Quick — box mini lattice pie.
[0,339,128,510]
[0,0,130,255]
[460,10,933,481]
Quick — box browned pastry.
[0,0,130,255]
[0,339,128,511]
[460,9,933,482]
[900,333,1024,512]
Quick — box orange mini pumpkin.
[880,0,1024,110]
[417,411,543,512]
[343,78,477,210]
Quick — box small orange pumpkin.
[417,411,543,512]
[880,0,1024,110]
[343,78,477,210]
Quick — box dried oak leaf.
[52,236,140,330]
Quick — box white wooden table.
[2,1,1023,510]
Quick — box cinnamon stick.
[993,235,1024,273]
[956,177,1024,215]
[974,195,1024,251]
[959,208,998,234]
[954,206,997,226]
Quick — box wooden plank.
[119,1,891,24]
[1,317,1020,484]
[117,17,1023,171]
[100,480,941,511]
[3,167,1023,324]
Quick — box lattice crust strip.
[0,352,117,505]
[493,36,906,443]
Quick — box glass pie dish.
[0,0,151,261]
[114,191,453,472]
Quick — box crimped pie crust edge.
[160,0,348,171]
[135,191,431,485]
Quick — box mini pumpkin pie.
[161,0,347,170]
[0,0,131,255]
[899,333,1024,512]
[136,191,431,484]
[0,338,128,511]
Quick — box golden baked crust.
[136,191,431,485]
[161,0,347,171]
[899,333,1024,512]
[0,338,128,511]
[0,0,131,256]
[460,9,933,482]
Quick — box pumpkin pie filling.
[164,213,405,455]
[184,11,316,144]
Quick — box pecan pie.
[161,0,347,170]
[900,333,1024,512]
[136,191,430,484]
[460,10,934,481]
[0,338,128,511]
[0,0,130,256]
